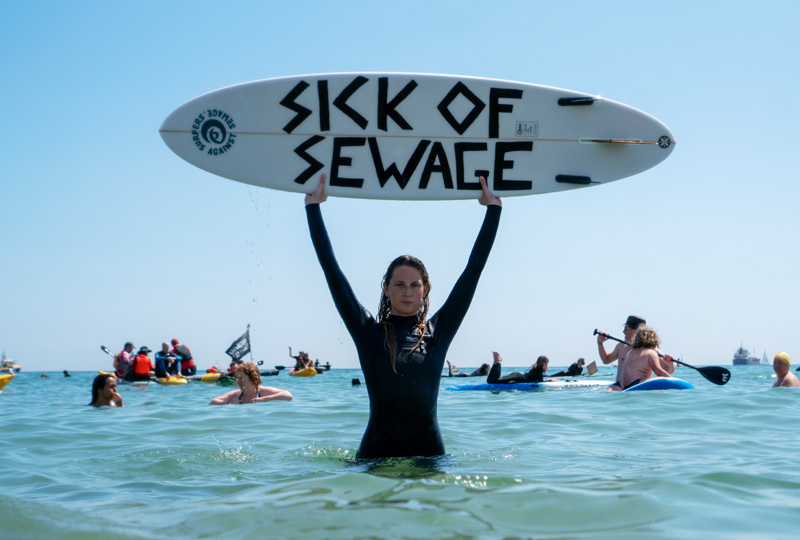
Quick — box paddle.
[593,329,731,385]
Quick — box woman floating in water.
[305,173,501,459]
[209,362,293,405]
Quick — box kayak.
[289,367,317,377]
[0,373,14,391]
[446,379,614,391]
[623,377,694,392]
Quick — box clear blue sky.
[2,1,797,371]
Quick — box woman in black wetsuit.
[487,351,553,384]
[305,173,501,459]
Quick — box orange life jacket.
[134,354,152,375]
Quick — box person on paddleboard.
[550,357,586,378]
[596,315,646,391]
[209,362,293,405]
[305,173,501,459]
[772,352,800,388]
[89,374,123,407]
[155,342,181,379]
[446,360,490,377]
[171,338,197,376]
[486,351,555,384]
[115,341,135,379]
[620,326,674,389]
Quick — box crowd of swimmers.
[87,172,798,465]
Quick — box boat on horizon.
[0,352,21,374]
[732,345,762,365]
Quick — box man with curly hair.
[620,325,674,390]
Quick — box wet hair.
[237,362,261,386]
[477,363,490,375]
[377,255,431,373]
[533,355,550,369]
[577,358,585,366]
[90,374,114,406]
[632,326,660,349]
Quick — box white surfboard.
[160,73,675,200]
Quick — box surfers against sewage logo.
[191,109,237,155]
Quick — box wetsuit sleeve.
[431,205,501,339]
[306,204,369,336]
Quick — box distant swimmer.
[620,326,674,390]
[209,362,293,405]
[596,315,645,391]
[772,352,800,388]
[63,370,71,377]
[486,352,554,384]
[550,358,586,378]
[89,374,123,407]
[305,173,501,459]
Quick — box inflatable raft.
[0,373,14,392]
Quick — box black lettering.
[330,137,366,189]
[293,135,325,185]
[333,76,369,130]
[437,82,485,135]
[368,138,430,189]
[489,88,522,138]
[454,142,487,190]
[493,142,533,191]
[418,142,453,190]
[318,80,330,132]
[378,77,417,131]
[280,80,312,134]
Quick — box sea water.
[1,365,798,539]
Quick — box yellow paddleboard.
[201,372,222,383]
[156,377,188,385]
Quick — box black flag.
[226,326,251,362]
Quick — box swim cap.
[774,352,791,366]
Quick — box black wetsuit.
[487,363,545,384]
[307,203,501,459]
[551,362,582,378]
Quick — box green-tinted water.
[1,365,798,539]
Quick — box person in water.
[550,357,586,378]
[486,351,554,383]
[305,172,501,459]
[89,374,123,407]
[446,360,490,377]
[209,362,294,405]
[772,352,800,388]
[619,325,674,389]
[596,315,645,391]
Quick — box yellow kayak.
[200,372,222,383]
[0,373,14,391]
[289,367,317,377]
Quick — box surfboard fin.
[558,97,595,106]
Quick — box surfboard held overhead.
[160,73,676,200]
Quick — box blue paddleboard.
[446,379,613,392]
[623,377,694,392]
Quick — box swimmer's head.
[774,352,791,366]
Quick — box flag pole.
[247,324,252,364]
